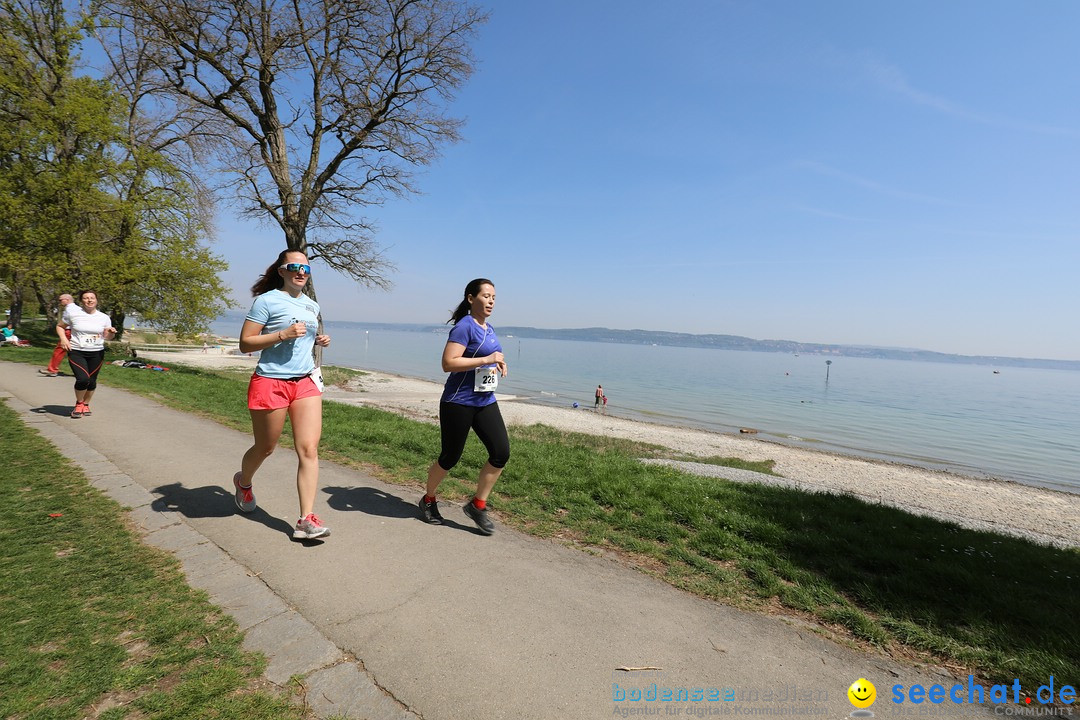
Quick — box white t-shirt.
[64,305,112,351]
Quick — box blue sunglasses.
[280,263,311,274]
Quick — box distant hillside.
[494,326,1080,371]
[218,312,1080,371]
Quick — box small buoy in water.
[572,402,579,408]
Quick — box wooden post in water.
[825,359,832,382]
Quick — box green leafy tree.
[0,0,120,324]
[0,0,231,337]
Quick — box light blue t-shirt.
[440,316,502,407]
[246,290,320,379]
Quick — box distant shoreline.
[210,313,1080,371]
[138,349,1080,549]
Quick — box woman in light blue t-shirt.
[233,249,333,542]
[418,278,509,536]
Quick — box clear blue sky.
[214,1,1080,361]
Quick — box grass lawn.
[0,400,312,720]
[2,321,1078,697]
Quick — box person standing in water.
[418,278,509,535]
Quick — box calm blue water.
[213,317,1080,495]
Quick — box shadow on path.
[324,485,416,519]
[31,404,75,418]
[152,482,295,538]
[324,485,481,534]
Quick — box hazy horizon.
[213,309,1076,364]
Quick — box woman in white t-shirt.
[57,290,116,418]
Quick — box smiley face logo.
[848,678,876,709]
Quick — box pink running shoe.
[233,472,256,513]
[293,513,330,540]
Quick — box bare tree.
[92,9,220,237]
[93,0,486,300]
[89,11,228,336]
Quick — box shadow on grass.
[688,481,1080,686]
[493,434,1079,687]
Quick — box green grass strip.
[0,400,306,720]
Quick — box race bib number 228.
[474,366,498,392]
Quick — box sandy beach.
[137,349,1080,548]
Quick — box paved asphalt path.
[1,360,997,719]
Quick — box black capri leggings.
[437,401,511,471]
[68,348,105,391]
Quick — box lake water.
[213,317,1080,495]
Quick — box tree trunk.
[31,285,55,326]
[7,280,24,327]
[305,276,324,367]
[112,310,126,341]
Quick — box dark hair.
[448,278,494,324]
[251,249,307,296]
[76,289,97,303]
